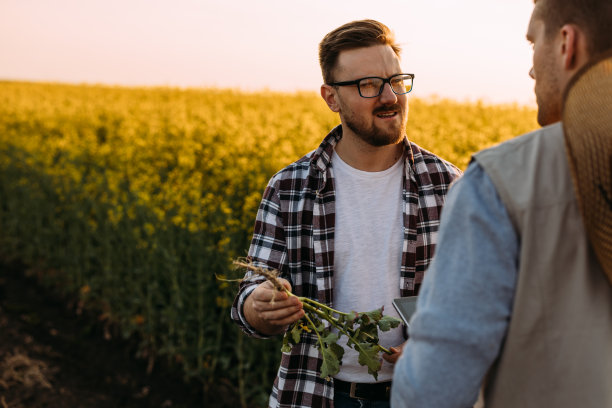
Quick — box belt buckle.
[349,382,363,400]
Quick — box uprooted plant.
[231,261,402,381]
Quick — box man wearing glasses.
[231,19,461,408]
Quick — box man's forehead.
[334,45,401,73]
[526,7,544,39]
[530,0,545,22]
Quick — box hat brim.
[563,50,612,283]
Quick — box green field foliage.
[0,81,537,407]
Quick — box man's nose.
[379,83,397,103]
[529,67,535,79]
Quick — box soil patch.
[0,260,212,408]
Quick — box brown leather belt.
[333,378,392,401]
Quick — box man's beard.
[344,104,407,147]
[535,71,562,126]
[534,41,563,126]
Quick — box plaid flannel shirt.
[231,125,462,408]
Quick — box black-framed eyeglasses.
[328,73,415,98]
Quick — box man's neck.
[335,133,404,172]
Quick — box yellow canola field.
[0,81,537,407]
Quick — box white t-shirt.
[331,150,405,383]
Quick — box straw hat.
[563,51,612,284]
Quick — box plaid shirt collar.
[310,125,417,187]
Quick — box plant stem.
[303,311,325,350]
[282,289,348,317]
[298,296,348,317]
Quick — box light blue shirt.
[391,162,519,408]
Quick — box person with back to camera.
[391,0,612,407]
[230,19,462,408]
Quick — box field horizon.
[0,78,538,110]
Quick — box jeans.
[334,390,391,408]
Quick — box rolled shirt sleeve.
[230,179,287,339]
[391,162,519,408]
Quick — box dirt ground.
[0,260,215,408]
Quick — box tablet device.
[392,296,418,330]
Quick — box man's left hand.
[382,343,405,364]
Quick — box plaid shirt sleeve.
[230,177,289,339]
[229,148,337,407]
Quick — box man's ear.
[321,84,340,112]
[560,24,588,71]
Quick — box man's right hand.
[244,278,305,336]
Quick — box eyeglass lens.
[359,75,413,97]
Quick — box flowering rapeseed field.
[0,81,537,407]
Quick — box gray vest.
[473,122,612,407]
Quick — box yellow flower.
[143,222,155,236]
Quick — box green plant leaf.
[377,315,402,332]
[329,342,344,362]
[345,311,358,323]
[281,332,292,353]
[322,332,339,345]
[363,307,383,322]
[319,347,341,380]
[356,322,378,343]
[357,343,382,380]
[347,328,360,347]
[290,324,303,344]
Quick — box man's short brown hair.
[534,0,612,56]
[318,19,401,84]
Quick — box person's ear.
[321,84,340,112]
[560,24,588,71]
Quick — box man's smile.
[374,106,400,119]
[376,111,398,118]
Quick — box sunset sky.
[1,0,536,105]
